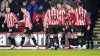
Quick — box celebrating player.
[56,3,66,49]
[74,2,90,49]
[2,7,18,49]
[44,4,61,50]
[19,6,37,49]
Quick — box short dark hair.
[51,3,56,7]
[21,6,26,9]
[78,2,83,7]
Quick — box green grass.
[0,49,100,56]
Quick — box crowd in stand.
[0,0,98,50]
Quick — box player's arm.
[85,11,90,30]
[26,14,32,30]
[2,14,7,28]
[44,10,49,31]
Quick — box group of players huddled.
[2,2,90,50]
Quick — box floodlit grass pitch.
[0,49,100,56]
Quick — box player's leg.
[7,33,14,49]
[72,33,78,49]
[59,25,66,49]
[67,26,73,49]
[48,26,55,49]
[53,25,59,50]
[87,36,90,49]
[54,35,59,50]
[7,27,16,49]
[19,27,28,49]
[30,32,38,49]
[72,26,79,49]
[81,26,87,49]
[90,36,93,49]
[30,27,37,46]
[60,33,66,49]
[77,26,84,49]
[30,34,37,46]
[49,34,54,49]
[20,34,26,46]
[45,28,50,49]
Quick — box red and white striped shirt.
[4,12,18,28]
[74,7,89,26]
[67,9,76,26]
[57,8,66,25]
[45,9,62,25]
[23,11,32,28]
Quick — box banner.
[0,34,6,46]
[0,34,68,47]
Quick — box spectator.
[17,1,27,20]
[1,0,8,12]
[37,0,44,6]
[8,0,19,15]
[27,0,38,19]
[58,0,63,4]
[84,20,93,49]
[0,0,2,11]
[50,0,58,5]
[23,1,27,7]
[37,5,44,14]
[0,11,8,32]
[32,15,44,32]
[42,0,51,12]
[66,0,76,9]
[34,5,45,23]
[16,0,27,6]
[83,0,92,20]
[26,0,31,5]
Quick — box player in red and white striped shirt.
[74,7,89,26]
[64,4,78,49]
[74,2,90,49]
[56,3,66,49]
[2,7,18,49]
[56,3,66,26]
[44,4,61,50]
[19,6,37,49]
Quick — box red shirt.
[4,12,18,28]
[67,9,76,26]
[45,9,61,25]
[32,12,45,24]
[74,7,89,26]
[57,8,66,25]
[23,11,32,28]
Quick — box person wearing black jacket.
[32,16,43,32]
[0,11,8,32]
[8,0,19,15]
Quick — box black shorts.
[65,25,73,33]
[47,25,59,34]
[58,25,65,32]
[8,27,16,33]
[23,27,32,34]
[73,26,87,33]
[67,25,73,32]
